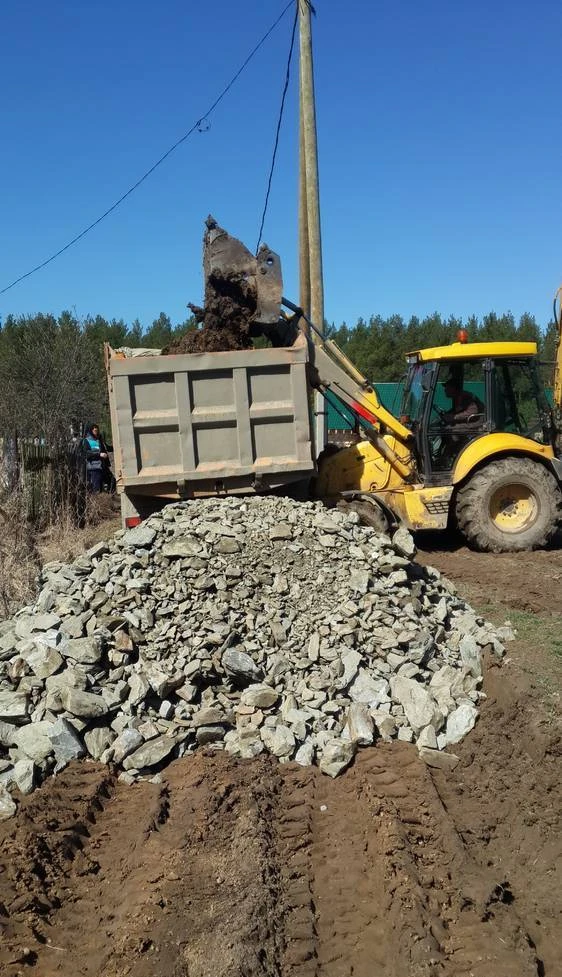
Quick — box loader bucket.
[202,218,282,327]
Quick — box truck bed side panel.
[107,338,314,493]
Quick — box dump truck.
[106,223,562,552]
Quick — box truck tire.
[455,457,561,553]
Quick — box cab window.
[427,361,488,473]
[491,359,549,442]
[401,363,436,426]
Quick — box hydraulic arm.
[281,298,416,482]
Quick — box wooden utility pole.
[298,0,326,454]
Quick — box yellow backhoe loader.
[287,295,562,553]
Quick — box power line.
[256,2,299,253]
[0,0,296,296]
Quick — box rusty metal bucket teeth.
[203,217,283,326]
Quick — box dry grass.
[0,491,121,620]
[0,497,40,618]
[37,494,120,566]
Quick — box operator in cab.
[442,377,484,425]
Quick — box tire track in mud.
[309,746,540,977]
[0,749,548,977]
[0,764,117,966]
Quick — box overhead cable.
[0,0,296,295]
[255,1,299,253]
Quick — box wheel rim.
[488,482,538,534]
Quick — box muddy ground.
[0,544,560,977]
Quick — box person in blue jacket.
[83,423,114,493]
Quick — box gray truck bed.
[105,333,315,520]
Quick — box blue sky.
[1,0,561,331]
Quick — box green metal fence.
[327,383,555,432]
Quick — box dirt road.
[0,545,560,977]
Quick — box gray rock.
[192,707,225,727]
[158,700,174,720]
[416,725,438,750]
[344,703,374,746]
[392,527,416,559]
[348,671,389,708]
[144,665,183,698]
[391,676,443,734]
[87,541,109,559]
[60,636,104,665]
[340,649,362,688]
[123,524,157,548]
[444,703,478,745]
[15,721,54,761]
[407,631,435,666]
[429,666,460,713]
[0,691,29,723]
[195,725,226,745]
[459,635,482,678]
[260,724,295,757]
[222,648,262,683]
[46,667,87,693]
[0,784,16,820]
[224,729,264,759]
[162,540,202,558]
[128,672,150,706]
[348,569,370,595]
[418,747,460,771]
[138,720,160,741]
[25,643,63,679]
[0,632,18,660]
[101,681,128,710]
[397,726,414,742]
[15,613,60,638]
[240,684,279,709]
[59,612,91,639]
[59,687,107,719]
[48,719,86,762]
[123,735,176,770]
[319,738,356,777]
[84,726,115,760]
[372,712,396,741]
[13,758,35,794]
[112,728,144,763]
[0,721,17,747]
[294,740,315,766]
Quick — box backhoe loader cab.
[401,342,554,482]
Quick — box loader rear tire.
[455,457,561,553]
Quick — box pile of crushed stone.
[0,497,509,818]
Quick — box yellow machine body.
[316,340,560,536]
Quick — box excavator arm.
[281,298,417,482]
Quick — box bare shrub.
[0,499,39,618]
[36,492,120,568]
